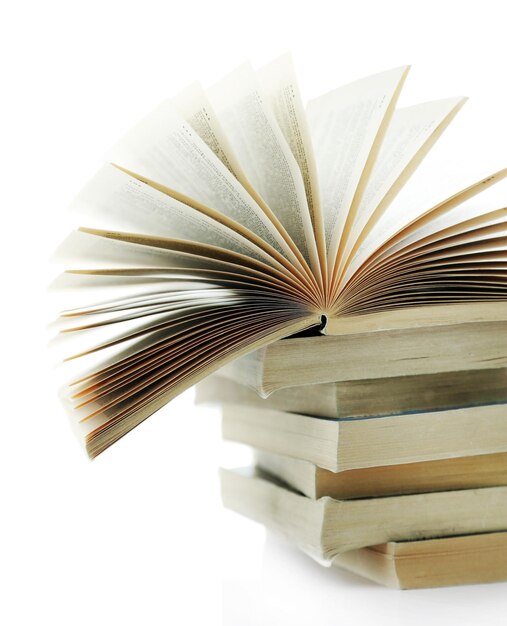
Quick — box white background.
[1,1,506,624]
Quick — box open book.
[53,55,507,458]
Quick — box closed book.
[197,369,507,418]
[221,403,507,471]
[254,448,507,499]
[333,532,507,589]
[217,304,507,396]
[220,467,507,562]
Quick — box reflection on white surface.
[223,531,507,626]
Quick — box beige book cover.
[221,467,507,562]
[221,403,507,471]
[254,448,507,499]
[197,369,507,418]
[334,532,507,589]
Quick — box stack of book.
[54,56,507,589]
[196,312,507,589]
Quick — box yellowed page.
[75,315,321,457]
[337,96,466,277]
[71,164,285,269]
[343,169,507,287]
[52,228,311,321]
[339,94,507,289]
[369,215,507,283]
[172,81,244,178]
[208,63,319,272]
[372,179,507,264]
[306,66,409,270]
[107,99,299,265]
[258,54,325,280]
[172,79,313,283]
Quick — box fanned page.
[257,54,326,281]
[334,96,466,284]
[306,65,409,277]
[52,55,507,457]
[207,63,321,281]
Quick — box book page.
[58,304,264,403]
[53,263,307,310]
[173,79,311,281]
[208,63,320,274]
[306,66,409,270]
[53,228,311,309]
[72,313,320,458]
[107,99,299,266]
[341,98,507,287]
[374,206,507,270]
[258,54,326,277]
[54,228,215,271]
[71,164,283,269]
[52,230,310,336]
[384,176,507,254]
[347,239,507,314]
[74,228,319,302]
[401,222,507,262]
[336,96,466,280]
[344,169,507,287]
[397,238,507,266]
[172,82,243,178]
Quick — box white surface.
[1,1,507,624]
